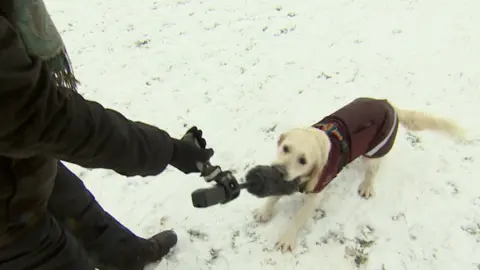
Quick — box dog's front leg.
[358,156,383,199]
[253,195,282,223]
[276,193,320,252]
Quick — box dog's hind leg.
[253,195,282,223]
[358,156,383,199]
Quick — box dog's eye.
[298,157,307,165]
[283,145,290,153]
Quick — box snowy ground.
[47,0,480,269]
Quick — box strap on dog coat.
[299,122,350,194]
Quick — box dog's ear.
[304,129,331,192]
[277,132,287,146]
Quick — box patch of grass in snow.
[461,223,480,236]
[275,26,296,36]
[297,239,309,255]
[244,222,261,243]
[261,124,279,141]
[341,225,377,268]
[405,132,423,149]
[461,223,480,244]
[134,39,150,48]
[391,212,405,221]
[446,181,459,195]
[316,230,347,245]
[262,124,277,134]
[317,72,333,80]
[262,257,277,266]
[345,237,376,268]
[356,238,375,248]
[187,228,209,241]
[205,248,221,264]
[313,208,326,222]
[230,230,240,249]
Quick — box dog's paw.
[253,208,274,223]
[275,231,297,253]
[358,180,375,199]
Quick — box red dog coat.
[301,97,399,193]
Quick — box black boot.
[48,162,177,270]
[62,201,178,270]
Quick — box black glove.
[169,127,214,174]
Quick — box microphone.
[244,165,299,198]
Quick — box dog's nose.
[271,165,287,178]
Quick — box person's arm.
[0,16,173,177]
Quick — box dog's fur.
[252,99,466,252]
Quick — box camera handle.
[180,129,244,208]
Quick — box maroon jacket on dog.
[302,98,399,193]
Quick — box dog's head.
[272,127,331,187]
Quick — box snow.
[47,0,480,269]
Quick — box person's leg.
[0,212,95,270]
[48,161,177,270]
[0,155,94,270]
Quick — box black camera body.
[191,170,241,208]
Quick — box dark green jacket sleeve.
[0,16,174,177]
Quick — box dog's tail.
[392,104,466,141]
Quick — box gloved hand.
[170,127,214,174]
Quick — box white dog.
[252,97,466,252]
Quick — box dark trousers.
[0,162,144,270]
[0,213,95,270]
